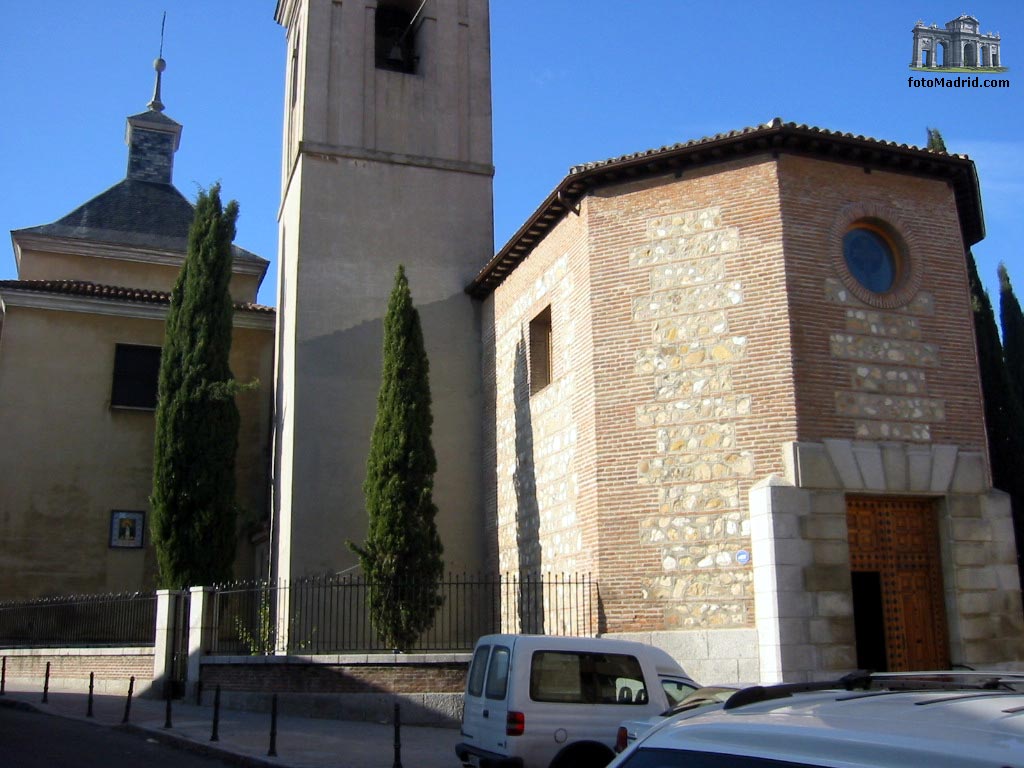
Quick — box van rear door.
[481,643,513,754]
[462,641,513,758]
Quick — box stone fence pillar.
[186,587,214,700]
[150,589,177,696]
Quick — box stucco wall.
[0,302,273,599]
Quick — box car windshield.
[659,687,736,716]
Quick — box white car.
[456,634,697,768]
[607,671,1024,768]
[613,686,736,753]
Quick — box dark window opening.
[851,571,888,672]
[485,646,511,700]
[375,5,416,74]
[467,645,490,697]
[529,306,552,395]
[111,344,161,410]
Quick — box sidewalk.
[0,683,461,768]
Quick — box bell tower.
[272,0,493,581]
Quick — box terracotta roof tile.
[468,118,982,298]
[0,279,275,314]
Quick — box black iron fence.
[211,572,596,655]
[0,591,158,648]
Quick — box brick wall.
[776,154,987,452]
[1,647,154,694]
[486,147,1010,678]
[488,156,795,639]
[200,659,467,694]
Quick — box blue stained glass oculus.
[843,227,897,294]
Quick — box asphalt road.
[0,705,237,768]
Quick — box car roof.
[632,685,1024,767]
[475,634,691,678]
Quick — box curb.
[0,695,289,768]
[0,696,38,713]
[121,723,289,768]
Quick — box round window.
[842,223,900,294]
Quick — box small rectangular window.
[467,645,491,697]
[485,645,511,700]
[110,344,161,410]
[529,306,552,394]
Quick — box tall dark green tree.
[996,263,1024,588]
[151,184,243,588]
[967,253,1020,488]
[999,264,1024,403]
[350,265,444,650]
[934,126,1024,592]
[926,127,948,152]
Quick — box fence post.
[187,587,213,702]
[152,589,177,698]
[1,656,5,695]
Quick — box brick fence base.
[0,647,155,695]
[198,653,471,727]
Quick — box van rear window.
[530,651,646,704]
[467,645,490,697]
[485,646,511,700]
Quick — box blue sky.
[2,1,1020,307]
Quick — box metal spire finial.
[148,12,167,112]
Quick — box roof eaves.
[0,280,275,315]
[468,119,982,299]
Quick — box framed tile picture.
[110,510,144,548]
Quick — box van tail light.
[615,726,629,753]
[506,711,525,736]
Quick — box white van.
[455,634,697,768]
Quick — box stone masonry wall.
[582,157,794,644]
[485,204,599,633]
[776,155,987,453]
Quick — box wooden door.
[846,497,949,672]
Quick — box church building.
[0,0,1020,683]
[0,59,275,598]
[270,0,1022,681]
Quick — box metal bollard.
[1,656,6,696]
[122,676,135,724]
[210,684,221,742]
[392,701,403,768]
[267,693,278,757]
[42,662,50,703]
[87,672,94,717]
[195,680,203,707]
[164,683,173,729]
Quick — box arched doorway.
[964,42,977,67]
[937,41,948,67]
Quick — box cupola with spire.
[124,52,182,184]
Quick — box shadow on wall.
[513,335,543,633]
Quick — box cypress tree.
[999,264,1024,402]
[966,253,1018,487]
[350,265,444,650]
[996,264,1024,588]
[926,127,948,152]
[151,183,242,588]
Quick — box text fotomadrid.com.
[908,75,1011,89]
